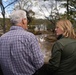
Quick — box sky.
[0,0,18,17]
[0,0,66,19]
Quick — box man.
[0,10,44,75]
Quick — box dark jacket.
[34,36,76,75]
[51,36,76,75]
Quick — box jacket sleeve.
[48,42,63,71]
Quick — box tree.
[41,0,61,31]
[14,0,36,25]
[0,0,18,33]
[59,0,76,25]
[67,0,76,24]
[0,0,5,33]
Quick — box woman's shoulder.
[56,37,76,46]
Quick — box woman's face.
[55,25,64,36]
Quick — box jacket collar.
[57,34,65,40]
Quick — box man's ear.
[22,19,25,24]
[22,18,27,24]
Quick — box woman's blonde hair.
[56,19,76,39]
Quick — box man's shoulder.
[22,30,35,37]
[0,30,35,40]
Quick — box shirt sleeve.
[29,34,44,70]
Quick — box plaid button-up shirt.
[0,26,44,75]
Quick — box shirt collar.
[10,26,24,30]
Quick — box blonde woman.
[48,19,76,75]
[34,19,76,75]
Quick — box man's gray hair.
[10,10,27,25]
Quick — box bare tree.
[0,0,18,33]
[14,0,35,24]
[13,0,63,31]
[36,0,60,31]
[0,0,5,33]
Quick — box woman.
[47,19,76,75]
[34,19,76,75]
